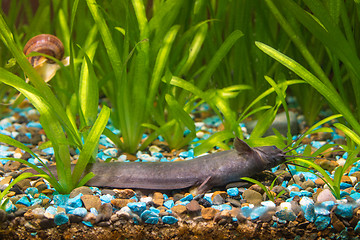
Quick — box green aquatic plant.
[259,0,360,134]
[0,172,34,211]
[241,173,287,202]
[0,9,110,194]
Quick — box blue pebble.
[25,187,39,197]
[241,206,252,218]
[100,194,114,203]
[46,206,57,215]
[203,196,212,204]
[82,221,93,227]
[149,207,160,214]
[335,204,354,219]
[314,205,330,216]
[26,122,42,128]
[250,206,268,220]
[289,191,302,197]
[178,201,190,206]
[5,199,17,213]
[153,152,163,158]
[281,180,289,188]
[340,182,352,189]
[180,194,193,202]
[321,201,335,211]
[145,217,159,224]
[52,194,70,207]
[340,191,350,198]
[128,202,147,215]
[54,212,69,225]
[72,208,88,217]
[90,208,98,216]
[42,147,54,155]
[314,215,331,230]
[103,148,118,157]
[300,197,315,222]
[30,198,42,206]
[355,221,360,233]
[162,216,178,224]
[67,194,83,208]
[163,194,169,201]
[140,210,159,221]
[227,187,239,197]
[16,196,31,207]
[179,151,189,158]
[276,209,296,221]
[212,204,232,211]
[164,200,174,209]
[350,192,360,201]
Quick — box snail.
[23,34,69,82]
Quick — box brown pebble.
[0,176,12,185]
[42,189,55,195]
[16,178,32,191]
[314,158,338,172]
[6,191,15,197]
[171,205,187,217]
[113,189,136,199]
[81,195,102,211]
[186,200,201,212]
[153,192,164,207]
[4,161,21,172]
[24,209,35,220]
[315,178,325,186]
[341,176,353,185]
[110,199,135,208]
[331,213,345,231]
[201,207,219,220]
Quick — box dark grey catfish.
[34,138,288,193]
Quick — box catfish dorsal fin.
[234,137,253,154]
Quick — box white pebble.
[140,196,153,204]
[13,152,22,159]
[196,131,205,138]
[350,176,357,185]
[336,158,346,167]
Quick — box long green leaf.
[256,42,360,135]
[72,106,110,185]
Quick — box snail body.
[23,34,69,82]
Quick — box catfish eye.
[272,146,277,149]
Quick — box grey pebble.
[242,189,263,205]
[0,209,7,223]
[97,203,113,222]
[101,189,116,196]
[212,194,225,205]
[24,221,38,231]
[68,214,83,223]
[39,218,56,229]
[173,193,184,202]
[97,221,111,227]
[15,133,31,144]
[226,198,241,208]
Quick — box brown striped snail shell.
[23,34,64,67]
[23,34,69,82]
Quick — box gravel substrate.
[0,100,359,239]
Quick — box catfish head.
[234,138,287,170]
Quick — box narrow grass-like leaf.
[194,131,234,156]
[256,41,360,135]
[333,123,360,146]
[72,106,110,185]
[197,30,244,89]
